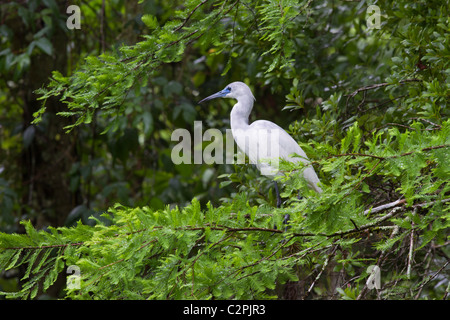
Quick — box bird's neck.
[230,97,253,131]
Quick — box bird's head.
[199,81,255,104]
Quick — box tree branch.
[364,198,406,215]
[174,0,209,32]
[303,245,338,299]
[346,79,421,99]
[326,144,449,162]
[414,260,450,299]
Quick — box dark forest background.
[0,0,448,299]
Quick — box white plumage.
[199,81,322,206]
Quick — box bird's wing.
[249,120,309,163]
[245,120,322,193]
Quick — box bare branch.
[414,260,450,299]
[325,144,450,163]
[364,198,406,215]
[303,245,338,299]
[346,79,421,99]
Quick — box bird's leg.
[280,191,302,232]
[272,181,282,232]
[274,181,282,208]
[282,213,291,233]
[273,181,290,232]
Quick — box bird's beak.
[198,90,227,104]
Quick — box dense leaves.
[0,0,449,299]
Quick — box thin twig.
[414,260,450,299]
[364,197,450,216]
[346,79,421,110]
[174,0,209,32]
[303,245,338,299]
[346,79,421,99]
[233,235,296,275]
[371,122,415,133]
[326,144,449,162]
[188,233,233,296]
[349,159,381,194]
[357,225,400,300]
[364,198,406,215]
[409,117,442,130]
[407,208,417,280]
[362,94,408,113]
[322,205,404,238]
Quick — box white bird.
[199,81,322,209]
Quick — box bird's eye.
[226,86,231,91]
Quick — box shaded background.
[0,0,448,298]
[0,0,344,232]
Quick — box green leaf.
[142,14,158,29]
[34,37,53,56]
[5,249,23,270]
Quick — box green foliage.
[1,0,449,300]
[1,117,448,299]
